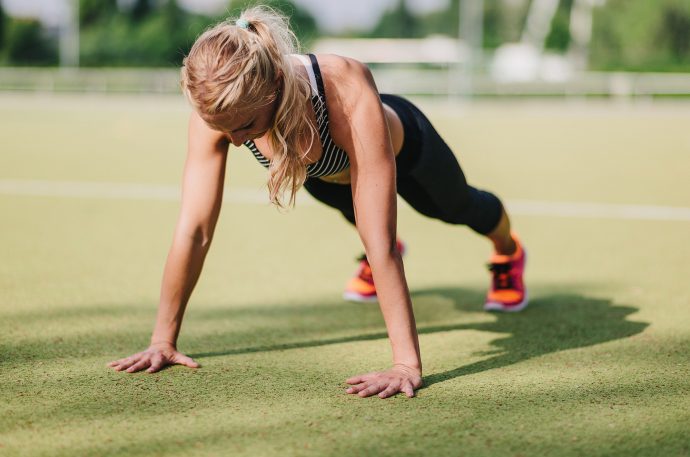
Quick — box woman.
[108,6,527,399]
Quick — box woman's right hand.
[108,343,200,374]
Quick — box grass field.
[1,93,689,457]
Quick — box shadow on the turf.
[188,287,647,388]
[415,287,648,387]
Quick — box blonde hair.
[180,6,315,207]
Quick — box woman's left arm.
[327,56,422,398]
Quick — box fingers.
[345,370,421,399]
[110,356,138,372]
[357,383,386,398]
[345,373,375,385]
[108,351,153,373]
[108,353,140,369]
[346,381,391,398]
[345,380,379,395]
[125,359,151,373]
[173,353,200,369]
[351,381,415,399]
[110,349,201,374]
[401,381,415,398]
[345,383,366,395]
[378,384,400,399]
[147,357,166,373]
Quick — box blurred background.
[1,0,689,97]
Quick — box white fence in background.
[0,66,689,98]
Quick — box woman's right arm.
[108,112,229,374]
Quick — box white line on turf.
[0,179,272,204]
[1,178,689,222]
[504,200,690,222]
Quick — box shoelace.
[488,262,514,290]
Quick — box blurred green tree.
[4,18,58,65]
[79,0,210,66]
[368,0,423,38]
[368,0,530,49]
[418,0,458,37]
[659,5,690,63]
[77,0,317,66]
[79,0,118,28]
[545,0,573,51]
[130,0,154,23]
[0,1,7,52]
[591,0,690,71]
[483,0,513,49]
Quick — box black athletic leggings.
[303,94,503,235]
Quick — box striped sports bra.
[244,54,350,178]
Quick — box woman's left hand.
[345,365,422,398]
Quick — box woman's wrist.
[393,361,422,375]
[151,322,180,348]
[150,338,177,348]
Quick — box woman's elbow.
[191,229,214,249]
[176,224,214,249]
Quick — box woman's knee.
[441,187,503,235]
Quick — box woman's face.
[201,92,280,146]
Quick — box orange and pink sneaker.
[343,240,406,303]
[484,233,528,312]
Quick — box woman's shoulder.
[312,53,369,79]
[311,53,375,104]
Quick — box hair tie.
[236,18,250,30]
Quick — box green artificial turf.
[0,94,688,457]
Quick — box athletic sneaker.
[343,240,406,303]
[484,233,528,312]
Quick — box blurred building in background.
[0,0,688,97]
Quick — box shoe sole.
[343,292,379,303]
[484,291,529,312]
